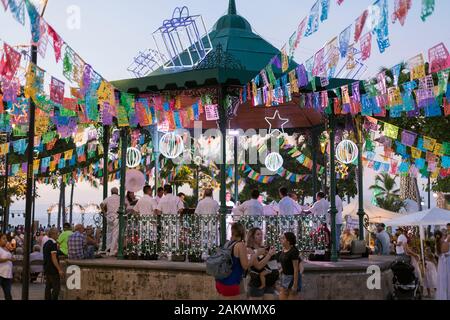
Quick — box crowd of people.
[0,182,448,301]
[0,221,102,300]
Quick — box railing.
[123,213,328,260]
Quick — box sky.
[1,0,448,224]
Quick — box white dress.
[423,259,438,290]
[436,240,450,300]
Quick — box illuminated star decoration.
[265,110,289,136]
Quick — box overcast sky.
[1,0,447,224]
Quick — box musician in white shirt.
[305,192,330,217]
[232,190,264,216]
[155,184,184,215]
[100,187,120,256]
[277,188,303,215]
[133,185,158,216]
[195,189,220,215]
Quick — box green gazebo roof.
[113,0,299,92]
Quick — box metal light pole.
[2,132,9,233]
[152,126,160,195]
[356,116,366,241]
[427,176,431,209]
[101,125,110,251]
[117,128,128,259]
[69,181,74,225]
[218,86,227,245]
[22,0,48,300]
[61,181,66,225]
[328,110,338,262]
[311,129,319,202]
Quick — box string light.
[265,152,284,172]
[126,147,142,168]
[336,139,359,164]
[160,132,184,159]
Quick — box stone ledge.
[67,255,395,273]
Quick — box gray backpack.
[206,241,237,280]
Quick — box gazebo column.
[61,181,66,225]
[152,126,160,194]
[101,125,110,250]
[69,181,74,226]
[356,116,366,241]
[218,86,227,246]
[233,134,239,205]
[328,110,338,262]
[311,128,319,202]
[117,128,128,259]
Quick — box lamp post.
[218,86,227,245]
[101,125,110,251]
[22,1,49,299]
[2,132,9,233]
[356,115,365,241]
[311,129,319,202]
[328,109,338,262]
[117,128,128,259]
[229,129,240,204]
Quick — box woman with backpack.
[246,228,278,300]
[215,223,250,299]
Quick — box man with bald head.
[68,224,87,260]
[100,187,120,256]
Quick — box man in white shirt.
[195,189,220,215]
[232,189,264,216]
[133,185,158,216]
[395,228,408,256]
[334,192,344,251]
[155,187,164,205]
[225,192,235,208]
[278,188,303,216]
[306,192,330,217]
[156,184,184,215]
[100,187,120,256]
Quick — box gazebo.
[111,0,363,260]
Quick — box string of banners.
[241,42,450,121]
[245,0,438,104]
[242,164,311,184]
[0,0,215,134]
[362,116,450,179]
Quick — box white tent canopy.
[343,201,403,224]
[385,207,450,227]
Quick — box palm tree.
[369,173,404,212]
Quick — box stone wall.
[63,256,394,300]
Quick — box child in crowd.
[423,246,438,297]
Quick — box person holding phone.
[246,228,278,300]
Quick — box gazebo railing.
[122,214,328,260]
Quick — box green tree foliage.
[369,173,404,212]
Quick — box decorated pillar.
[356,115,366,241]
[311,129,319,202]
[218,86,227,245]
[69,181,74,225]
[102,125,110,250]
[328,110,338,262]
[152,126,160,195]
[2,132,10,233]
[234,135,239,204]
[117,128,128,259]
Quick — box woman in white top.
[435,229,450,300]
[0,233,14,300]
